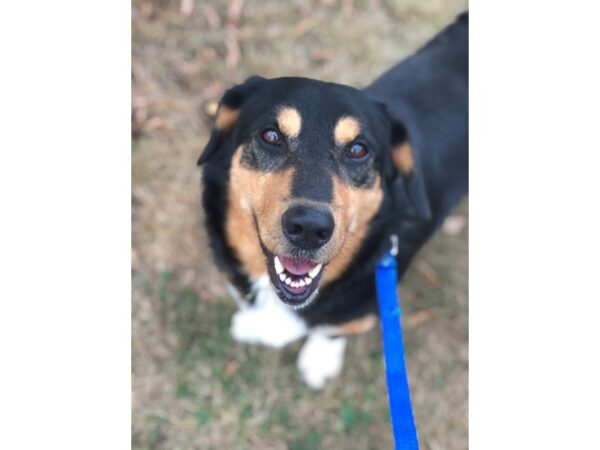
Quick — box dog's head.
[199,76,430,308]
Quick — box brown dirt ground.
[132,1,468,449]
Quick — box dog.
[197,13,468,388]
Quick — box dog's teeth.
[284,277,292,286]
[304,277,312,285]
[299,279,306,287]
[279,273,286,282]
[290,281,297,288]
[274,256,284,274]
[308,264,323,279]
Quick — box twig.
[225,0,246,69]
[202,4,221,30]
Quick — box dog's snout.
[282,205,334,250]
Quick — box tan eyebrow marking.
[391,141,414,174]
[334,116,361,146]
[276,107,302,138]
[215,105,240,131]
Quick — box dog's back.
[366,12,468,217]
[365,12,468,275]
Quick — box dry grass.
[132,1,468,448]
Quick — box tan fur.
[334,116,361,146]
[226,139,383,287]
[276,107,302,139]
[336,314,377,335]
[226,146,294,278]
[322,176,383,284]
[215,105,240,131]
[392,142,414,174]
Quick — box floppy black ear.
[197,75,265,165]
[387,116,432,221]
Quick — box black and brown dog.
[198,13,468,388]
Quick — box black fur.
[199,13,468,326]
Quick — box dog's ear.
[382,108,432,221]
[197,76,265,165]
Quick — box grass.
[132,207,467,448]
[132,0,468,448]
[133,269,395,448]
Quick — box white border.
[0,1,130,449]
[1,1,600,449]
[471,1,600,448]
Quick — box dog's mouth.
[266,253,324,308]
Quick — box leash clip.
[390,234,399,257]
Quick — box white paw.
[297,331,347,389]
[230,277,307,348]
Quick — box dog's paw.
[297,332,347,389]
[230,304,307,349]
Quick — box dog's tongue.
[279,256,315,275]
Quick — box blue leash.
[375,236,419,450]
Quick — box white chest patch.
[230,276,308,348]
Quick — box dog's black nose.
[282,205,334,250]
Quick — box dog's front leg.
[297,328,347,389]
[297,314,376,389]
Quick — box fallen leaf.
[310,48,334,62]
[145,116,168,132]
[293,15,323,37]
[179,0,194,17]
[405,309,437,328]
[416,260,439,286]
[227,0,246,24]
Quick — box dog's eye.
[347,142,368,159]
[261,128,282,145]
